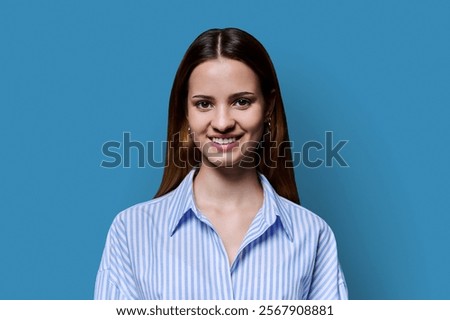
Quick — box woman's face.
[187,58,266,168]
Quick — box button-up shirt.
[95,169,348,299]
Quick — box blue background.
[1,0,449,299]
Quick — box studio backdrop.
[0,0,449,299]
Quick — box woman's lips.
[211,137,236,145]
[208,136,241,152]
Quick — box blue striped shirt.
[94,169,348,299]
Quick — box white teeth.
[212,137,236,145]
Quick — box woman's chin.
[202,154,257,169]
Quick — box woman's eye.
[195,101,212,109]
[234,98,251,107]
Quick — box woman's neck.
[193,165,263,214]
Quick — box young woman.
[95,28,348,300]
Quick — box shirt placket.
[194,208,275,300]
[194,213,235,299]
[229,211,275,298]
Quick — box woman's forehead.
[188,58,261,96]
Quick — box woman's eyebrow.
[191,94,214,100]
[229,91,255,100]
[191,92,256,100]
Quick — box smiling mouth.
[208,134,245,146]
[211,137,237,145]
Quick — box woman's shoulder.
[275,195,333,234]
[109,170,196,229]
[111,190,178,225]
[259,172,334,235]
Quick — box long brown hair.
[154,28,300,204]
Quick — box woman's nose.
[211,107,235,132]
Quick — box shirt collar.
[258,173,295,242]
[167,169,198,236]
[168,169,294,241]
